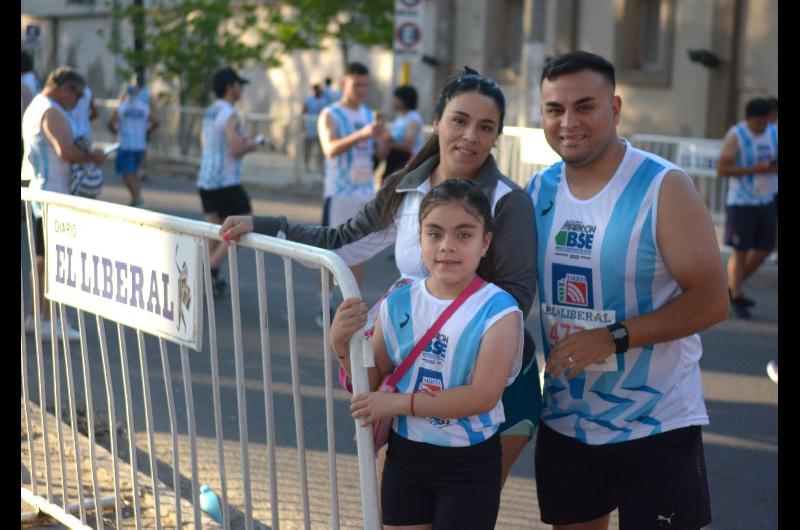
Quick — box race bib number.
[541,302,618,372]
[349,157,374,185]
[754,175,775,197]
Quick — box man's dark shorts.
[535,423,711,529]
[724,202,777,251]
[198,185,252,218]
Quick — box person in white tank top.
[527,51,728,530]
[317,62,389,286]
[716,98,778,320]
[107,83,159,206]
[68,85,97,145]
[22,66,106,339]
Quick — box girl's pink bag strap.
[385,275,485,388]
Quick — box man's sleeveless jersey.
[197,100,242,190]
[22,94,72,202]
[68,86,93,141]
[380,279,522,447]
[323,102,375,199]
[117,97,150,151]
[726,121,778,206]
[527,139,709,445]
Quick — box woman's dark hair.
[419,179,493,234]
[376,67,505,229]
[393,85,418,110]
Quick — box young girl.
[331,179,522,529]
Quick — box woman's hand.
[219,215,254,243]
[331,298,368,359]
[350,392,408,426]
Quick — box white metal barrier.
[630,134,726,222]
[21,187,381,529]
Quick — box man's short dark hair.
[541,50,615,89]
[745,98,771,118]
[344,62,369,77]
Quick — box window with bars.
[614,0,675,86]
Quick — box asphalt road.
[21,162,778,529]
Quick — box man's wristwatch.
[606,323,630,354]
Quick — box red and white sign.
[394,0,423,57]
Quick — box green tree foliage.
[285,0,394,63]
[105,0,393,107]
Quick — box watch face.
[611,328,627,340]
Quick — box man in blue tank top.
[716,98,778,319]
[527,51,729,530]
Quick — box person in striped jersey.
[332,179,522,529]
[528,51,729,530]
[716,98,778,319]
[197,67,261,296]
[107,82,159,206]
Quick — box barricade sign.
[44,203,204,349]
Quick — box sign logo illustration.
[554,219,596,259]
[552,263,594,309]
[175,244,191,332]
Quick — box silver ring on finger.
[567,356,577,369]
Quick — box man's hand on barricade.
[545,327,616,380]
[220,215,254,243]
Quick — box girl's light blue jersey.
[380,279,522,447]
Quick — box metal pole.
[202,239,231,529]
[284,257,311,529]
[320,270,341,529]
[96,316,124,529]
[116,324,142,528]
[228,244,254,530]
[179,344,201,529]
[158,338,182,529]
[50,302,69,509]
[21,271,37,497]
[77,310,105,529]
[255,250,280,529]
[58,304,86,523]
[136,331,162,528]
[25,203,53,502]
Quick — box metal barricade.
[21,187,380,529]
[630,134,727,223]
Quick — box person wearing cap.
[107,82,159,206]
[197,66,261,296]
[716,98,778,319]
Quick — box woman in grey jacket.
[221,68,541,487]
